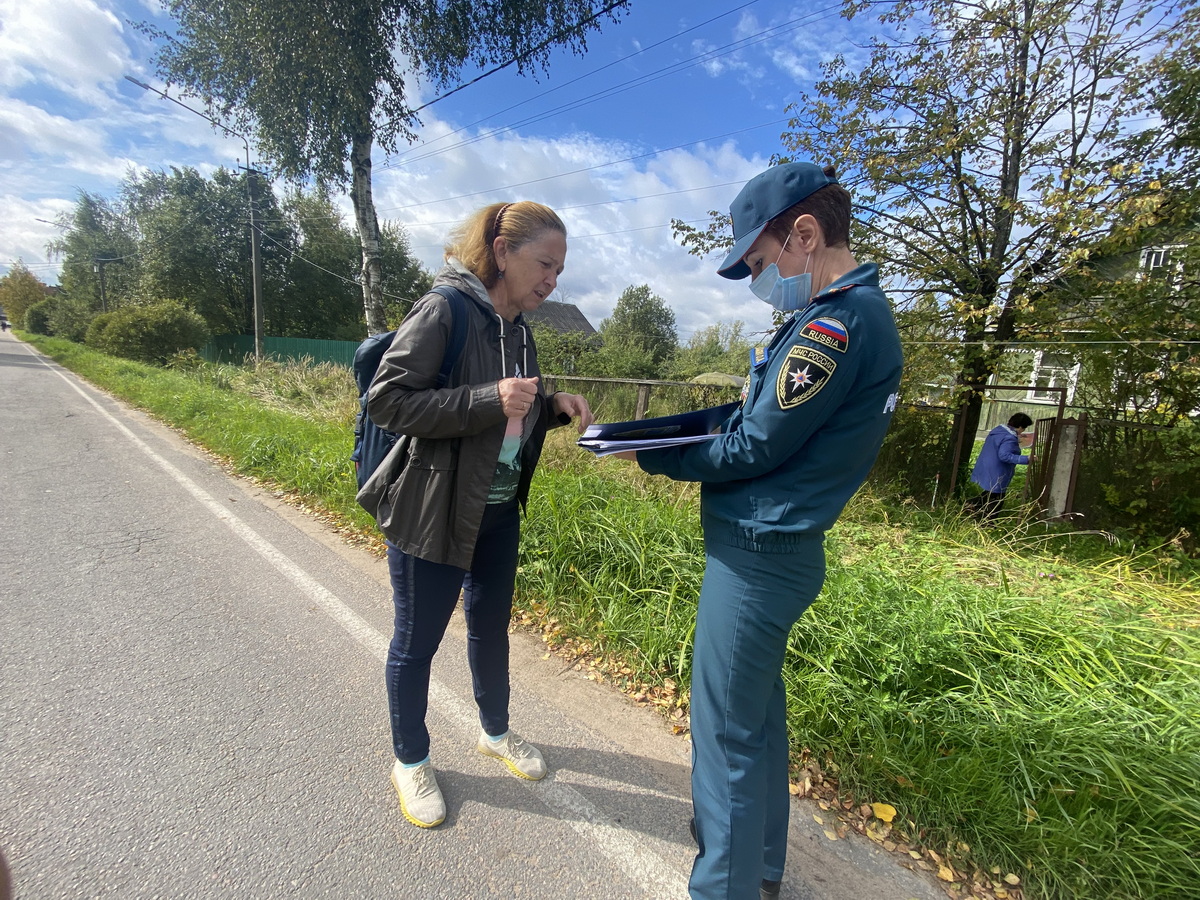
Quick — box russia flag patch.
[800,316,849,353]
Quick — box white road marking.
[34,346,690,899]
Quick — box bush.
[48,293,96,343]
[1074,417,1200,551]
[23,298,55,335]
[85,301,210,365]
[85,311,116,348]
[869,403,955,505]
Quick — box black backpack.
[351,286,470,489]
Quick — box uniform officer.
[629,162,903,900]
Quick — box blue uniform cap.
[717,162,839,281]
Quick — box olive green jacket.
[361,264,557,568]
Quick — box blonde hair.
[445,201,567,288]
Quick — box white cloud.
[0,0,133,106]
[369,115,777,339]
[0,194,75,280]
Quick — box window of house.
[1028,351,1079,402]
[1140,245,1185,284]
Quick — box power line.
[381,3,842,174]
[411,0,632,114]
[390,1,766,168]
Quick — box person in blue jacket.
[621,162,903,900]
[966,412,1033,521]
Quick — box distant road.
[0,331,942,900]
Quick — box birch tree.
[142,0,627,334]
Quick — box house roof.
[525,300,596,335]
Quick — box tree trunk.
[350,131,388,335]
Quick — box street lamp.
[124,75,263,362]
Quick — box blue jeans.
[385,499,520,764]
[688,533,826,900]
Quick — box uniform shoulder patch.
[799,316,848,353]
[776,344,837,409]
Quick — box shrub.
[47,293,96,343]
[85,301,210,365]
[85,311,116,348]
[1074,417,1200,551]
[869,403,955,505]
[23,298,55,335]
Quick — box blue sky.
[0,0,868,340]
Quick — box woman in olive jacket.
[366,201,592,828]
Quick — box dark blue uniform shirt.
[638,263,903,550]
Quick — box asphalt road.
[0,330,943,900]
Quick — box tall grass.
[27,335,1200,899]
[792,522,1200,900]
[524,435,1200,900]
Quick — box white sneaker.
[390,760,446,827]
[477,731,547,781]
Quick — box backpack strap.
[429,285,471,388]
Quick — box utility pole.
[241,164,265,361]
[92,259,108,312]
[125,75,263,362]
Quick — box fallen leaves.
[514,599,691,732]
[786,751,1025,900]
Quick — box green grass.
[524,437,1200,900]
[26,334,1200,900]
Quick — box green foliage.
[0,260,50,326]
[870,403,956,505]
[1074,417,1200,552]
[1064,232,1200,422]
[531,325,600,376]
[49,294,95,343]
[84,311,115,349]
[47,192,139,313]
[592,284,678,378]
[127,166,272,335]
[50,170,431,339]
[23,298,54,335]
[667,321,752,381]
[521,460,705,679]
[85,301,211,364]
[789,525,1200,900]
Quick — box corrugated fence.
[202,334,361,368]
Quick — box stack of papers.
[578,402,740,456]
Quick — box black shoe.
[689,817,781,898]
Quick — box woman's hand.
[608,450,638,462]
[552,391,595,433]
[499,376,540,418]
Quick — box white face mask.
[748,235,811,312]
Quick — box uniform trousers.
[385,498,520,764]
[688,529,826,900]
